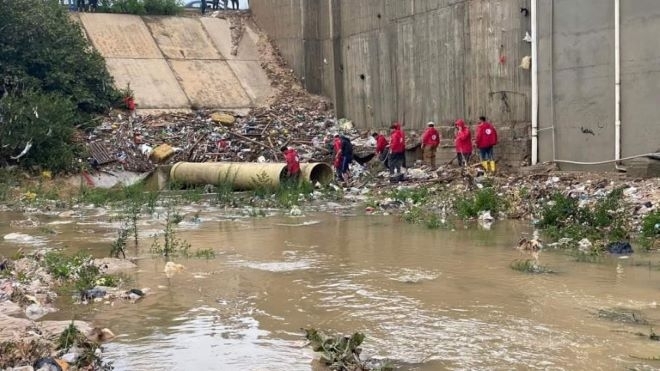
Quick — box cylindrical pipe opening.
[305,163,333,185]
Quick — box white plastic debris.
[578,238,593,253]
[289,205,303,216]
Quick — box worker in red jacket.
[332,134,343,181]
[454,119,472,167]
[475,116,498,173]
[389,122,406,181]
[123,95,136,119]
[372,131,389,168]
[373,131,388,156]
[281,146,301,181]
[420,121,441,169]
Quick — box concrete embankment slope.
[76,13,272,110]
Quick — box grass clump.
[193,248,216,259]
[150,205,190,258]
[639,210,660,250]
[510,259,553,274]
[454,187,507,219]
[401,206,451,230]
[536,188,631,250]
[42,251,119,299]
[303,328,393,371]
[389,187,429,205]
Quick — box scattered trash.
[164,261,185,277]
[607,241,633,254]
[578,238,593,253]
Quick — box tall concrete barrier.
[78,13,274,110]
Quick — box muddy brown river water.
[3,206,660,370]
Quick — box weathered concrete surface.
[79,14,273,110]
[200,17,260,60]
[170,60,252,108]
[227,60,273,105]
[105,58,190,108]
[79,13,162,58]
[251,0,532,166]
[537,0,660,171]
[144,16,222,59]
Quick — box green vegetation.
[536,189,631,250]
[193,248,216,259]
[303,328,393,371]
[42,251,119,298]
[639,210,660,250]
[510,259,553,274]
[150,205,190,257]
[99,0,184,15]
[401,206,451,230]
[0,0,122,172]
[454,187,507,219]
[57,323,114,370]
[389,187,429,205]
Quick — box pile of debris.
[83,12,385,173]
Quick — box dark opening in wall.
[359,74,365,80]
[377,13,381,19]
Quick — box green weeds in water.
[454,187,507,219]
[402,206,452,230]
[215,170,237,205]
[150,205,190,258]
[194,248,216,259]
[110,228,128,259]
[245,207,267,217]
[275,180,313,208]
[78,183,159,208]
[303,328,393,371]
[251,171,274,199]
[510,259,553,274]
[572,251,603,263]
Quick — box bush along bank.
[0,0,122,173]
[0,251,123,370]
[360,171,658,253]
[97,0,184,15]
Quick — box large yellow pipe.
[169,162,333,190]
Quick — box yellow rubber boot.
[481,161,489,172]
[489,161,496,173]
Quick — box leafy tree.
[0,0,122,172]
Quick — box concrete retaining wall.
[251,0,533,166]
[537,0,660,171]
[77,13,273,110]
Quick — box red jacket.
[375,134,388,154]
[421,127,440,147]
[454,119,472,153]
[123,96,136,111]
[476,121,498,149]
[333,137,342,169]
[390,123,405,154]
[283,148,300,175]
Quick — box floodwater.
[3,206,660,371]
